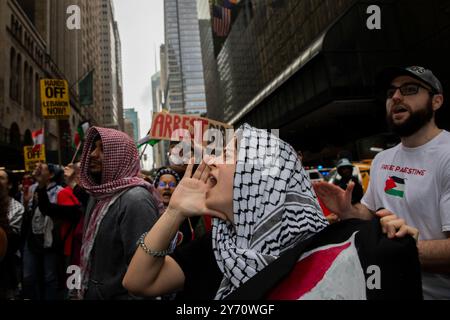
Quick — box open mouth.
[208,174,217,188]
[392,105,409,115]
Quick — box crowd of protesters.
[0,66,448,300]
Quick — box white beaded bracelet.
[137,232,173,257]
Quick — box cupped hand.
[313,181,354,220]
[168,160,227,220]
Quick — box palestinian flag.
[137,132,160,148]
[73,121,90,148]
[267,232,367,299]
[384,176,405,198]
[225,219,422,300]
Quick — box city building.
[151,71,162,115]
[79,0,103,126]
[98,0,124,130]
[197,0,221,120]
[124,118,135,141]
[0,0,125,169]
[0,0,50,168]
[48,0,100,164]
[202,0,450,165]
[113,20,124,131]
[124,108,140,142]
[163,0,207,115]
[151,70,168,169]
[0,0,93,167]
[159,44,168,109]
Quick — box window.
[183,64,203,72]
[27,66,33,111]
[24,129,33,146]
[35,73,40,117]
[9,123,21,147]
[186,101,206,109]
[23,62,29,110]
[16,54,22,103]
[9,47,16,100]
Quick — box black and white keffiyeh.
[212,123,328,300]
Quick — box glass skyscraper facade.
[124,108,140,142]
[202,0,450,164]
[163,0,207,115]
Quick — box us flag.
[212,5,231,37]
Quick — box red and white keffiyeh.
[79,126,164,294]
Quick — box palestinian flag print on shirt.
[384,176,405,198]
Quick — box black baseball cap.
[376,66,443,94]
[336,158,353,169]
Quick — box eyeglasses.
[158,181,177,188]
[387,83,434,99]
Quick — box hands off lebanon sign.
[23,145,46,172]
[40,79,71,119]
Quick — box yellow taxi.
[353,159,372,193]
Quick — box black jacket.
[334,177,364,204]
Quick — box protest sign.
[40,79,71,119]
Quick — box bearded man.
[314,66,450,299]
[79,127,163,299]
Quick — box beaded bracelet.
[137,232,173,257]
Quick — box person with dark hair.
[33,162,88,299]
[315,66,450,299]
[0,181,9,261]
[140,171,154,185]
[60,163,89,267]
[333,158,364,204]
[123,124,329,299]
[0,170,24,239]
[78,127,163,300]
[21,163,63,300]
[153,167,181,208]
[154,167,202,246]
[0,169,24,299]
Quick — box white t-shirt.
[362,130,450,300]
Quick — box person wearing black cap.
[315,66,450,299]
[333,158,363,205]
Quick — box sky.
[113,0,164,170]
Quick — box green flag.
[79,70,93,106]
[137,134,160,148]
[72,121,90,149]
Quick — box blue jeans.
[22,240,61,300]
